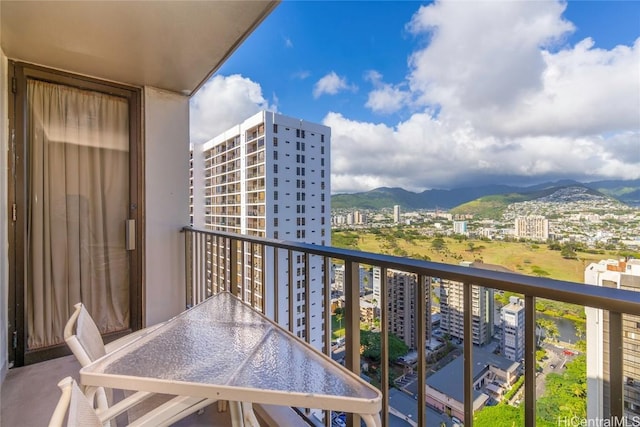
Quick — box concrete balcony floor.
[1,356,233,426]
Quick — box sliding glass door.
[9,63,142,365]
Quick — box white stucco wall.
[144,86,189,326]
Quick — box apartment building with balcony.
[514,215,549,241]
[440,262,498,346]
[2,3,640,427]
[193,111,331,347]
[453,220,468,235]
[373,268,431,350]
[586,258,640,420]
[501,296,525,362]
[334,264,370,295]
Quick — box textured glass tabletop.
[80,292,381,416]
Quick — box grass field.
[333,230,620,283]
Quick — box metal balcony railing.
[183,226,640,427]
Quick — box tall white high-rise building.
[453,220,468,235]
[501,296,525,362]
[586,259,640,420]
[514,215,549,241]
[439,262,498,346]
[393,205,401,223]
[196,111,331,348]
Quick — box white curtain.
[27,79,130,350]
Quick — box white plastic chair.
[49,377,216,427]
[63,303,214,426]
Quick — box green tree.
[537,355,586,423]
[360,330,409,363]
[536,318,559,344]
[561,244,578,259]
[474,404,523,426]
[431,237,446,252]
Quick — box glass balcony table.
[80,292,382,427]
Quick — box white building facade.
[586,259,640,420]
[453,220,468,235]
[440,276,494,346]
[195,111,331,349]
[514,215,549,241]
[501,296,525,362]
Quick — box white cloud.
[326,0,640,193]
[364,70,410,114]
[326,111,640,193]
[313,71,357,98]
[292,70,311,80]
[190,75,277,144]
[284,36,293,48]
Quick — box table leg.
[361,413,382,427]
[229,401,244,427]
[240,402,260,427]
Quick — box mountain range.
[330,179,640,211]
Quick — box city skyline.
[190,1,639,194]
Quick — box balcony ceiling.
[1,1,278,96]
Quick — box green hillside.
[449,190,557,219]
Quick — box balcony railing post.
[305,252,311,343]
[230,237,239,298]
[417,274,427,427]
[184,229,193,308]
[344,260,361,427]
[288,250,294,333]
[609,311,623,421]
[463,283,473,427]
[273,248,279,324]
[324,256,332,427]
[524,295,536,427]
[380,267,389,427]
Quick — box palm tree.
[536,318,559,345]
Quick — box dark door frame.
[7,61,144,366]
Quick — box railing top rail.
[182,226,640,314]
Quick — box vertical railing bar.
[274,248,279,324]
[230,237,239,297]
[195,231,202,304]
[260,243,265,314]
[206,234,212,298]
[305,252,311,344]
[380,267,389,427]
[324,256,332,427]
[323,257,331,356]
[241,240,246,301]
[417,274,427,427]
[211,236,223,293]
[524,295,536,427]
[220,235,225,293]
[345,261,361,427]
[184,230,192,308]
[192,231,198,304]
[609,311,623,422]
[250,242,255,308]
[288,249,294,333]
[463,283,473,427]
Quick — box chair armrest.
[48,378,74,427]
[127,396,216,427]
[96,391,156,422]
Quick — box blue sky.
[190,1,640,194]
